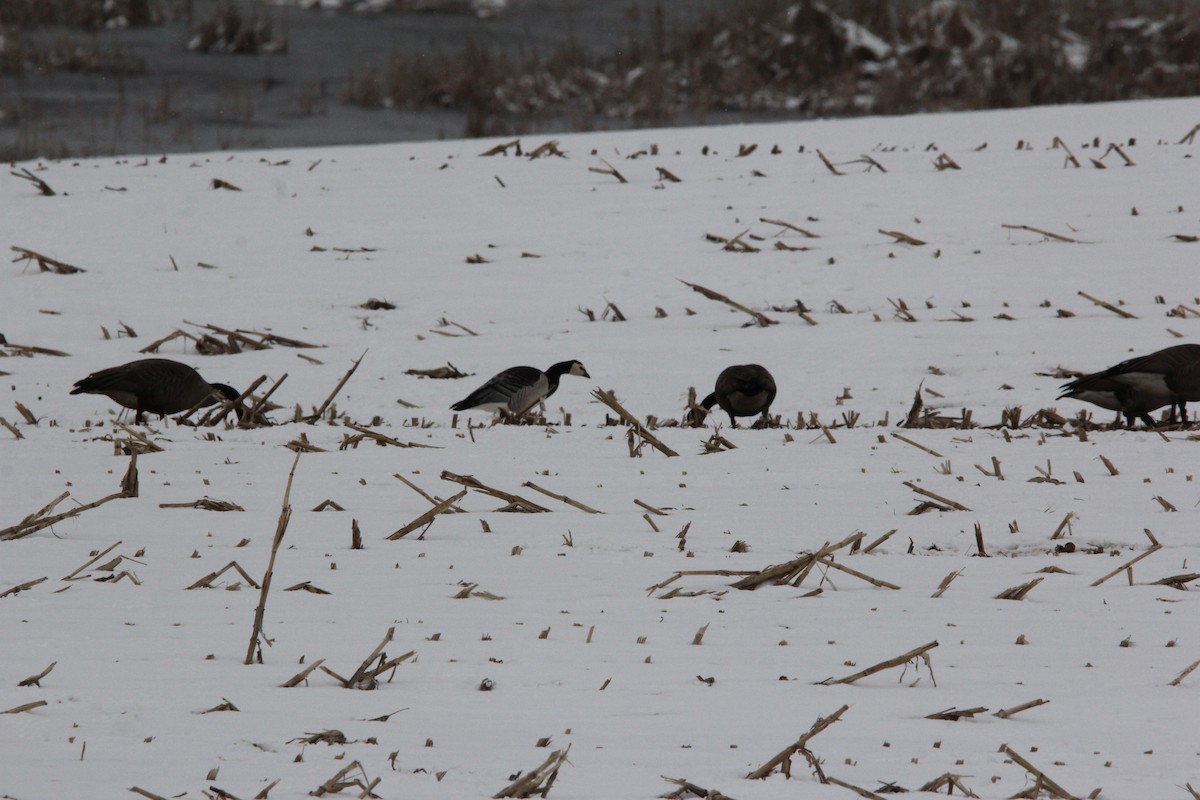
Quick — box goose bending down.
[1058,343,1200,427]
[71,358,242,424]
[451,360,590,418]
[688,364,777,428]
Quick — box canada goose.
[688,364,777,428]
[450,360,590,417]
[1058,343,1200,427]
[71,358,241,424]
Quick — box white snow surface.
[3,98,1200,800]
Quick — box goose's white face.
[569,361,590,378]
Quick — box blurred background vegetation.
[2,0,1198,159]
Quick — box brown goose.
[71,358,241,424]
[1058,343,1200,427]
[688,364,777,428]
[451,360,590,417]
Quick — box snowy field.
[2,98,1200,799]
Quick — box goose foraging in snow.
[451,360,590,418]
[1058,343,1200,427]
[688,364,777,428]
[71,358,242,424]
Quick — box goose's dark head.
[211,383,246,421]
[685,392,718,426]
[548,360,590,380]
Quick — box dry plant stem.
[18,661,56,687]
[388,489,469,539]
[0,417,22,439]
[862,529,896,553]
[1052,136,1082,167]
[113,424,163,453]
[2,699,48,714]
[344,424,437,449]
[305,350,366,423]
[311,761,369,797]
[821,640,939,686]
[1002,223,1079,243]
[859,154,888,172]
[931,569,964,598]
[679,279,777,327]
[188,320,324,349]
[1050,512,1076,540]
[120,450,139,498]
[927,706,989,720]
[1001,745,1078,800]
[759,217,819,237]
[814,556,900,589]
[996,577,1044,600]
[0,491,127,541]
[254,779,280,800]
[393,473,465,512]
[591,388,680,457]
[10,401,33,423]
[721,229,760,252]
[0,576,47,598]
[588,159,627,183]
[646,568,756,593]
[731,531,864,590]
[347,626,394,688]
[816,149,843,175]
[138,328,190,353]
[244,372,288,422]
[824,776,887,799]
[904,383,924,425]
[903,481,971,511]
[493,744,571,798]
[245,451,301,665]
[63,540,122,580]
[1169,658,1200,687]
[0,341,70,357]
[994,698,1049,718]
[879,229,925,245]
[1090,544,1162,586]
[10,167,56,195]
[917,774,977,797]
[661,776,736,800]
[19,491,70,528]
[11,245,84,273]
[634,498,667,515]
[128,787,170,800]
[745,704,849,779]
[1077,290,1136,319]
[187,560,260,590]
[440,471,551,511]
[521,481,602,513]
[891,432,943,457]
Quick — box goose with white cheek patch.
[71,358,242,424]
[688,364,777,428]
[451,360,590,418]
[1058,343,1200,427]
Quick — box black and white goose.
[451,360,590,417]
[688,364,777,428]
[1058,343,1200,427]
[71,358,241,424]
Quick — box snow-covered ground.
[2,98,1199,800]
